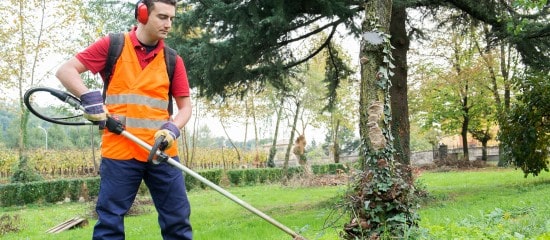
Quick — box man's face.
[143,2,176,40]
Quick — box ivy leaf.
[364,200,371,209]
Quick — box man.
[56,0,193,239]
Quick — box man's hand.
[80,90,107,127]
[154,122,180,149]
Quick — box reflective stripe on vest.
[108,115,169,130]
[101,33,178,161]
[106,94,168,110]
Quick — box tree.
[410,0,549,173]
[341,1,420,237]
[389,2,411,170]
[167,0,549,235]
[1,0,86,182]
[414,21,501,161]
[500,70,550,176]
[470,23,518,165]
[280,64,326,177]
[322,125,359,158]
[204,96,246,164]
[319,41,359,164]
[267,95,284,168]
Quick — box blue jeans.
[93,157,192,240]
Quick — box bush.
[0,163,346,206]
[0,177,100,207]
[311,163,348,174]
[185,169,222,191]
[226,170,244,186]
[10,155,43,183]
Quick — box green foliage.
[5,169,550,239]
[184,169,223,191]
[323,42,355,111]
[1,164,344,206]
[168,0,362,97]
[500,71,550,176]
[225,170,244,186]
[0,104,101,149]
[419,169,550,238]
[311,163,347,174]
[267,146,277,168]
[10,155,42,183]
[225,168,290,186]
[0,177,99,207]
[322,125,359,155]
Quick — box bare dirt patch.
[287,174,350,187]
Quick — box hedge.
[0,163,345,207]
[0,177,99,207]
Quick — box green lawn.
[417,168,550,239]
[0,184,347,240]
[2,167,550,239]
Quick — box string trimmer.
[24,87,307,240]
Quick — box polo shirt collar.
[128,27,165,54]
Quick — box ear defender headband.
[135,0,148,24]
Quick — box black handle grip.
[148,135,169,164]
[105,117,125,134]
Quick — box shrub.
[184,169,222,191]
[0,163,345,206]
[0,177,100,207]
[226,170,244,186]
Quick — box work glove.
[154,122,180,149]
[80,90,108,128]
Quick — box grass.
[417,168,550,239]
[0,184,348,240]
[2,167,550,239]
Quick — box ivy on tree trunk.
[342,0,419,238]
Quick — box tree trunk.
[498,43,513,166]
[332,118,340,163]
[250,95,260,167]
[190,102,200,165]
[481,139,488,161]
[90,125,99,173]
[461,101,470,161]
[283,101,300,180]
[389,4,410,165]
[181,128,190,166]
[221,120,242,163]
[389,4,412,181]
[242,101,249,150]
[13,0,40,183]
[267,98,284,167]
[343,0,418,238]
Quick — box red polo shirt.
[76,28,190,97]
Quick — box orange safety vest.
[101,33,178,161]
